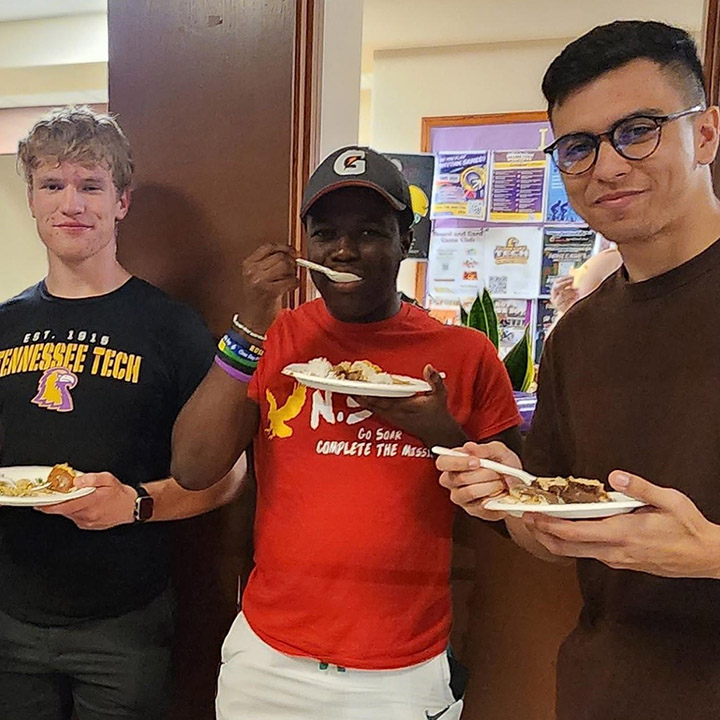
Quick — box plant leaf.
[481,287,500,349]
[459,303,469,326]
[503,326,531,391]
[520,327,535,391]
[468,293,489,336]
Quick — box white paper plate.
[485,491,646,519]
[0,466,95,506]
[282,363,431,398]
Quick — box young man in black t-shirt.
[0,107,244,720]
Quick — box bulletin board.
[419,112,597,361]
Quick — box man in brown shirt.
[437,21,720,720]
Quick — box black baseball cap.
[300,146,414,230]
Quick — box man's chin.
[587,215,652,245]
[321,293,367,323]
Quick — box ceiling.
[0,0,106,23]
[362,0,706,52]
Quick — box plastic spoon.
[296,258,362,283]
[431,446,535,486]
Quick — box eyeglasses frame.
[543,105,706,175]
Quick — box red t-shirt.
[245,299,519,669]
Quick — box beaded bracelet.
[232,315,267,342]
[214,355,254,384]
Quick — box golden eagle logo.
[266,383,307,439]
[31,367,78,413]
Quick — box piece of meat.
[47,463,77,493]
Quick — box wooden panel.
[451,516,581,720]
[108,0,318,336]
[704,0,720,195]
[107,2,318,717]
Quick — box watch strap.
[133,485,154,523]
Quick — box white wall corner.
[319,0,364,160]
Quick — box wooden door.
[107,2,319,717]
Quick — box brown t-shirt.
[524,238,720,720]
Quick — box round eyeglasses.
[544,105,704,175]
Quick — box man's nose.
[591,138,632,183]
[332,234,359,257]
[59,186,85,215]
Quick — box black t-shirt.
[0,277,214,625]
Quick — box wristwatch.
[133,485,154,523]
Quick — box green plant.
[461,289,534,392]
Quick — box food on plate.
[47,463,78,493]
[305,357,404,385]
[505,476,611,505]
[0,463,78,497]
[0,475,46,497]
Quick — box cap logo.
[333,149,366,176]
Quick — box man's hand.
[240,243,299,333]
[550,275,580,314]
[525,471,720,578]
[35,472,137,531]
[353,365,465,448]
[436,441,521,521]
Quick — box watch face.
[136,495,154,522]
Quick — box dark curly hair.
[542,20,706,114]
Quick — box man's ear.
[697,106,720,167]
[116,188,131,221]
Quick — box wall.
[362,0,705,53]
[0,11,109,304]
[0,155,45,302]
[319,0,363,159]
[0,14,107,71]
[371,39,565,153]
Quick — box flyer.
[384,152,435,259]
[495,298,534,358]
[488,150,547,222]
[540,227,596,296]
[482,226,543,298]
[431,152,489,220]
[426,227,486,303]
[534,299,557,363]
[544,161,584,224]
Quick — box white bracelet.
[232,315,267,341]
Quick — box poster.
[534,299,557,363]
[488,150,547,222]
[426,227,486,301]
[384,152,435,259]
[495,298,534,358]
[482,226,543,298]
[545,161,584,224]
[431,152,489,220]
[540,227,596,296]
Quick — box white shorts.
[216,613,464,720]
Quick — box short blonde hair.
[17,106,134,194]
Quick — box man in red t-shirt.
[172,146,521,719]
